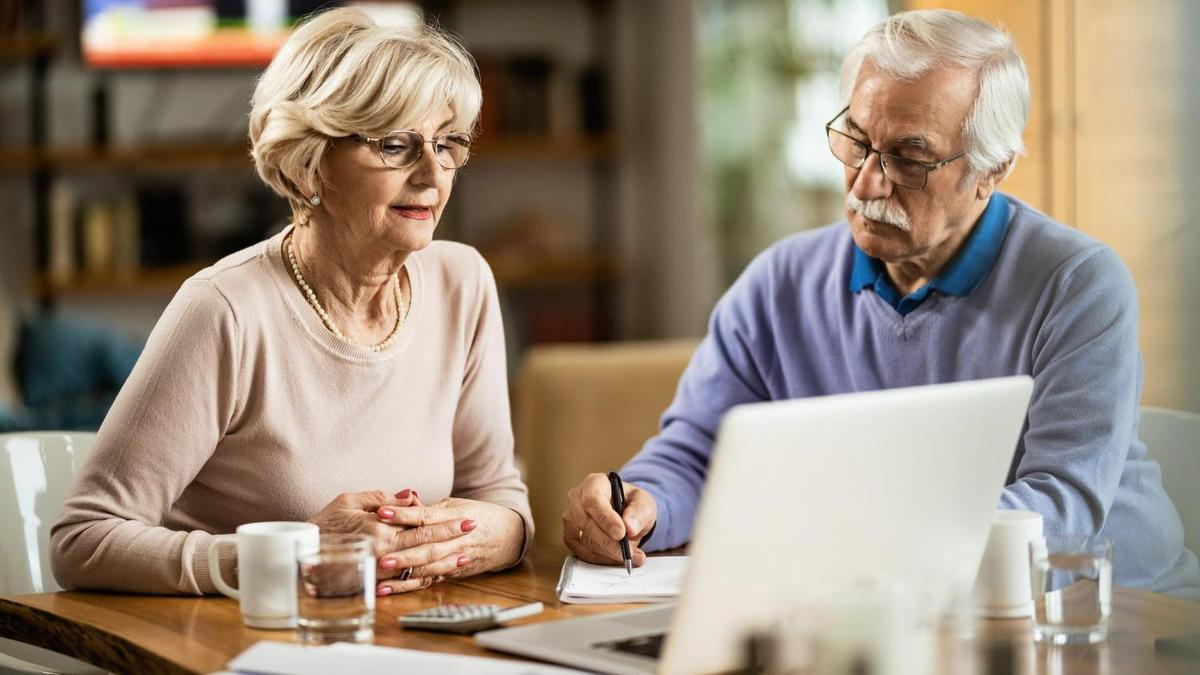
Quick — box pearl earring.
[310,194,321,206]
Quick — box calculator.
[397,602,544,634]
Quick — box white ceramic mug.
[971,510,1044,618]
[208,521,320,629]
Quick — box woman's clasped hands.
[309,490,524,596]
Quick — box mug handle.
[208,534,240,599]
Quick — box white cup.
[971,510,1044,618]
[208,521,320,629]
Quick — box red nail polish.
[395,489,411,499]
[378,508,394,519]
[457,555,470,567]
[461,519,477,532]
[380,557,397,569]
[376,586,392,596]
[412,490,419,499]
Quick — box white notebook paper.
[556,555,689,604]
[227,640,586,674]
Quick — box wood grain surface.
[2,545,1198,674]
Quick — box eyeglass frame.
[351,130,473,170]
[824,106,965,190]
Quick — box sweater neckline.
[266,225,423,362]
[848,193,1013,318]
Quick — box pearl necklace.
[286,236,406,352]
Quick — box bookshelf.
[452,0,623,340]
[33,262,204,298]
[7,0,623,345]
[0,144,251,172]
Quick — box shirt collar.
[849,192,1011,300]
[930,192,1011,296]
[849,241,881,293]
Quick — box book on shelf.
[505,55,551,136]
[79,196,140,278]
[45,179,145,286]
[81,201,115,273]
[476,55,609,141]
[47,179,75,284]
[112,194,140,276]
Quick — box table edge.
[0,596,193,675]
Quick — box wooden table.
[2,546,1198,674]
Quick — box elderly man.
[563,9,1200,598]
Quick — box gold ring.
[577,528,584,541]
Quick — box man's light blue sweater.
[622,193,1200,598]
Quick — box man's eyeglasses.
[825,106,964,190]
[352,130,472,170]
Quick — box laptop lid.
[660,376,1033,673]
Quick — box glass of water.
[297,534,376,645]
[1028,535,1112,645]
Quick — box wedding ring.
[399,566,413,582]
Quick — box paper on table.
[556,555,688,604]
[227,640,587,674]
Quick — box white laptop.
[477,376,1034,674]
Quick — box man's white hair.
[839,9,1030,179]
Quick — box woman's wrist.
[496,507,526,570]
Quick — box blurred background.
[0,0,1197,434]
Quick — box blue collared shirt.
[849,192,1011,316]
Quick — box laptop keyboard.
[591,632,666,659]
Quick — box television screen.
[81,1,421,68]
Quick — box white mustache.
[845,193,910,232]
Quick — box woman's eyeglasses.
[352,131,472,170]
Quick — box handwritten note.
[557,555,688,604]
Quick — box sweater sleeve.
[50,278,240,595]
[448,252,534,562]
[620,252,776,551]
[1000,247,1141,535]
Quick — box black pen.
[607,469,633,575]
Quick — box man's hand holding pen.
[562,472,658,568]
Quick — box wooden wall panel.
[1070,0,1194,410]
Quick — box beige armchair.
[514,339,700,545]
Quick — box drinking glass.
[1028,535,1112,645]
[296,534,376,645]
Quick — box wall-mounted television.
[82,1,421,68]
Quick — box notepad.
[228,640,586,674]
[556,555,688,604]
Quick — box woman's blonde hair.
[249,7,481,225]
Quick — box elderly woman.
[50,8,532,597]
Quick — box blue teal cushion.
[5,312,142,431]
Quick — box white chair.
[1139,407,1200,556]
[0,431,106,674]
